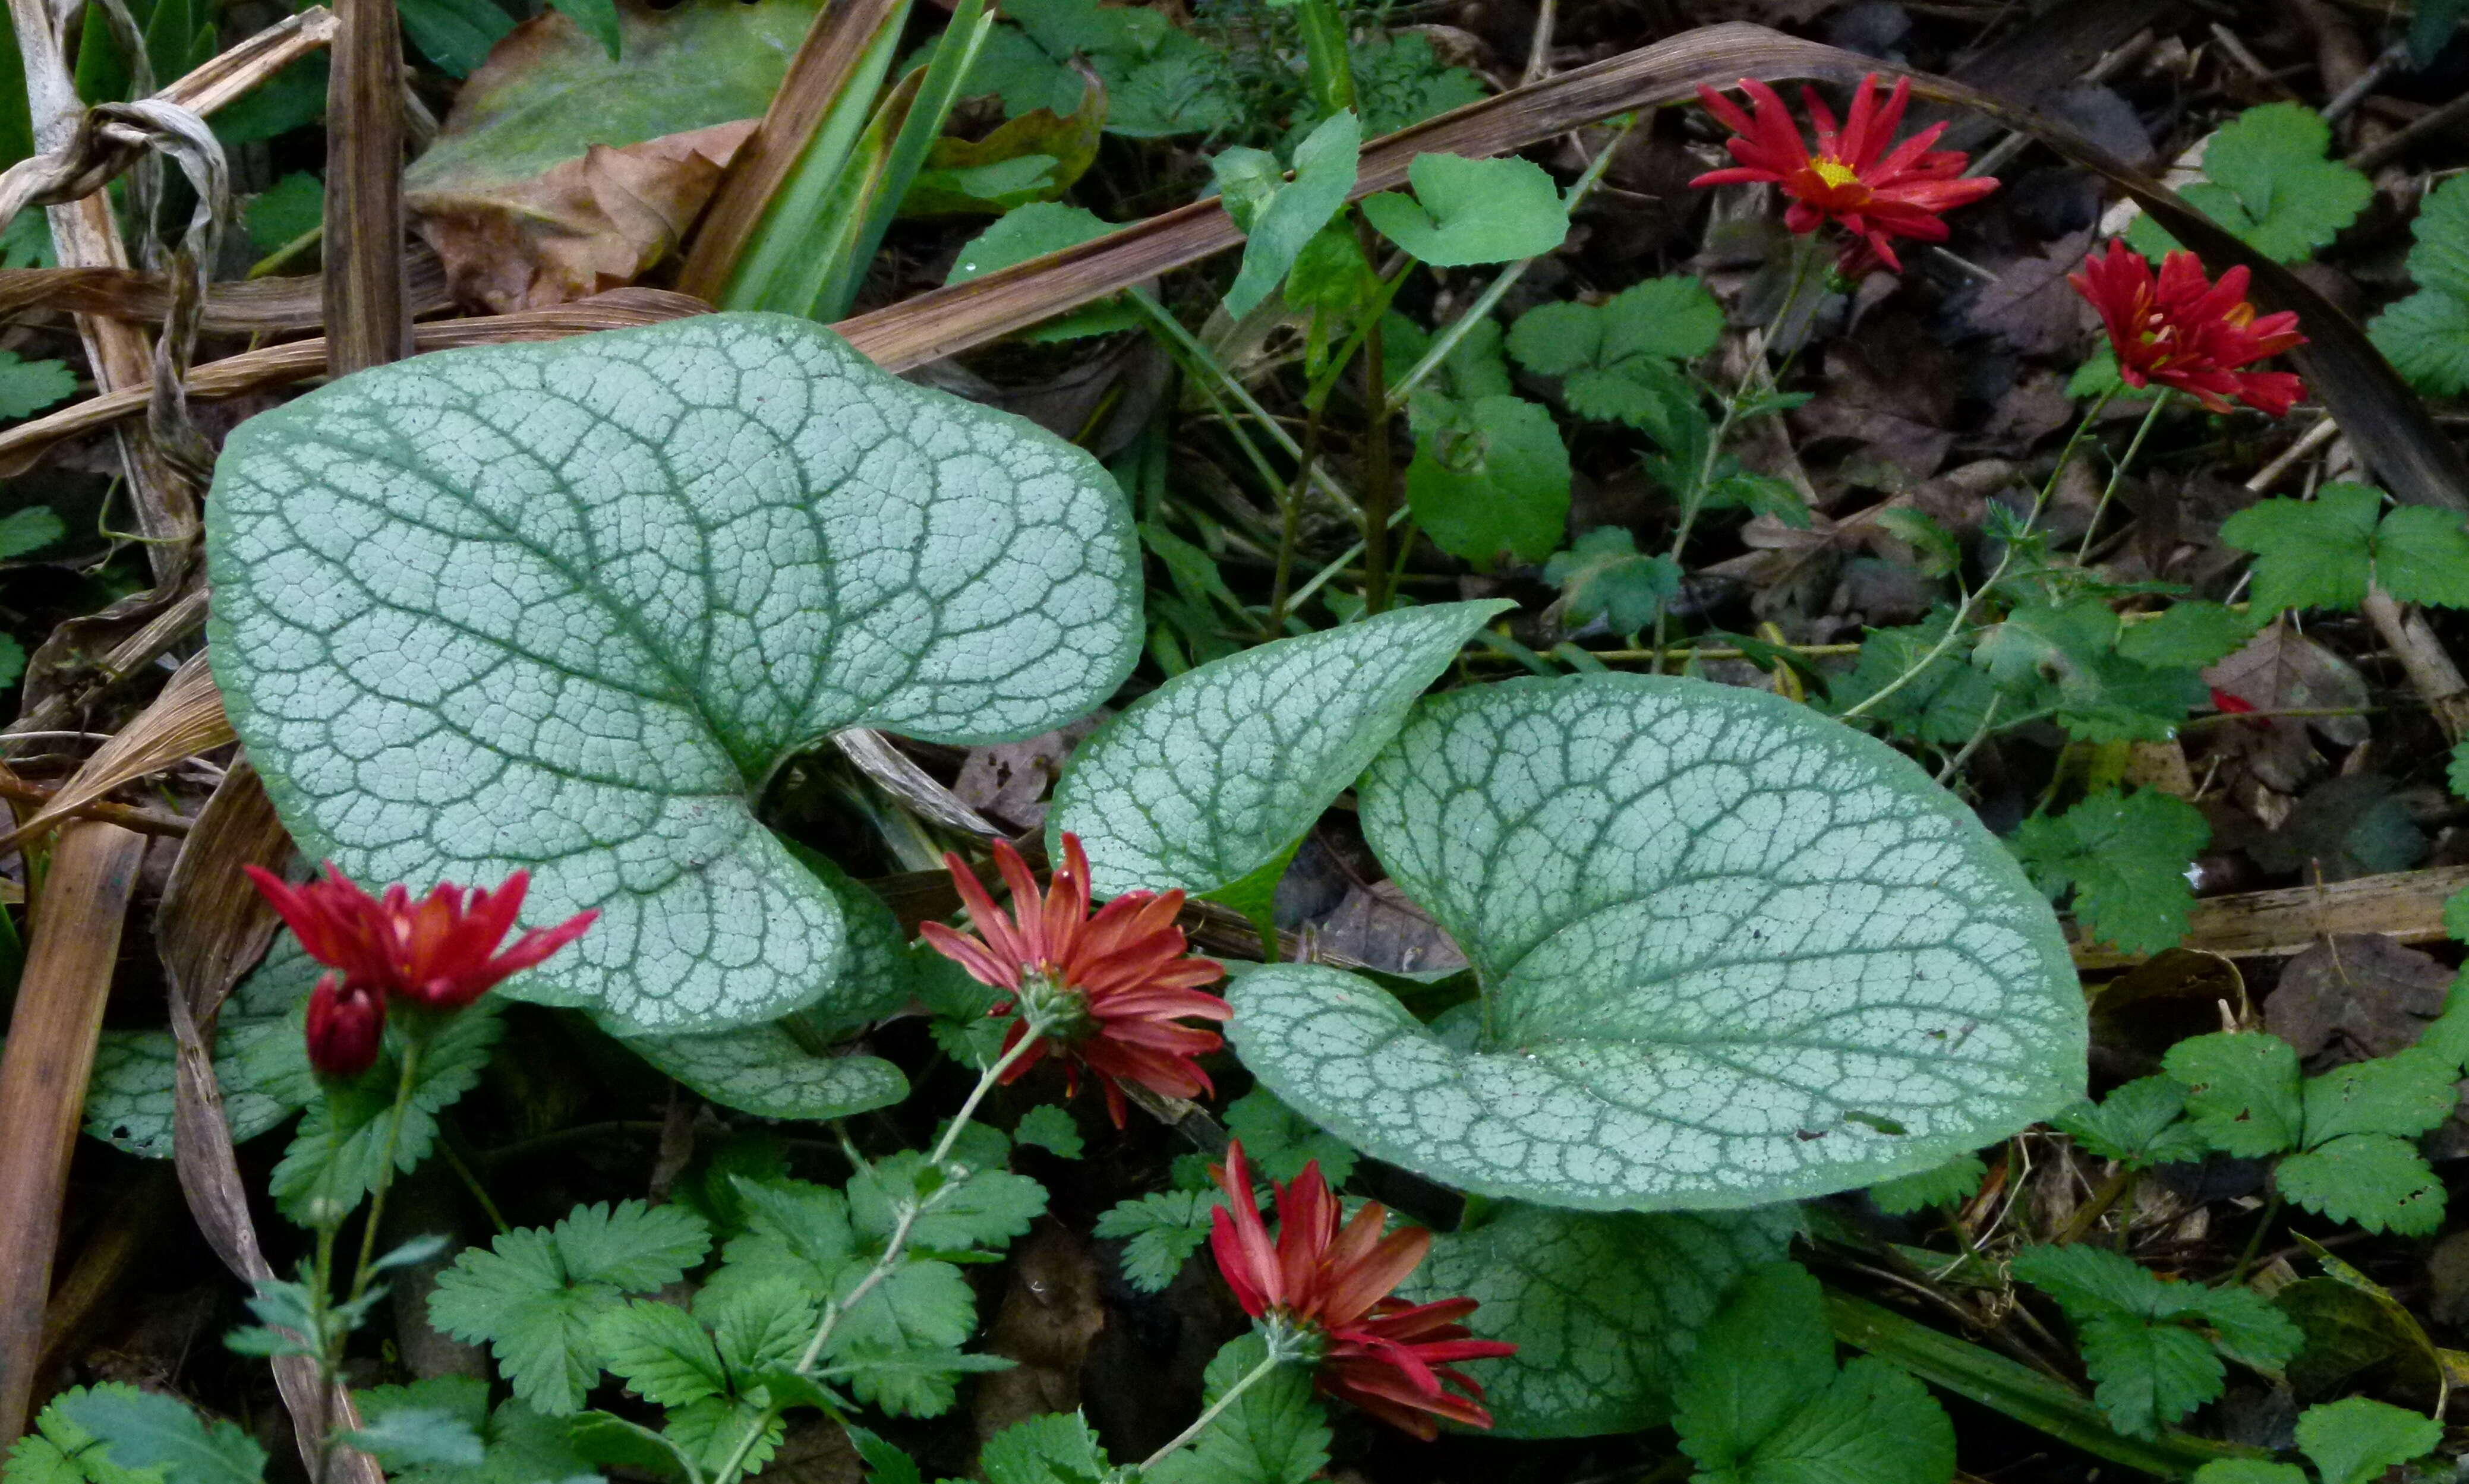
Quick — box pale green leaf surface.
[1013,1104,1083,1158]
[664,1396,780,1476]
[398,0,513,77]
[1545,527,1679,636]
[625,1024,907,1122]
[339,1408,487,1470]
[2163,1033,2302,1158]
[973,1412,1111,1484]
[1231,675,2083,1210]
[848,1153,1047,1252]
[2124,103,2370,262]
[56,1391,267,1484]
[548,0,622,59]
[2276,1133,2445,1235]
[2368,288,2469,394]
[1360,153,1568,267]
[1051,600,1511,898]
[84,1021,301,1158]
[1506,277,1718,431]
[2115,603,2257,670]
[1402,1202,1798,1437]
[944,205,1137,342]
[1218,110,1360,320]
[2300,1048,2458,1145]
[2190,1465,2304,1484]
[2293,1397,2442,1484]
[2450,739,2469,801]
[1404,395,1572,566]
[207,313,1140,1034]
[10,1387,171,1484]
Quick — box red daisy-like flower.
[2068,242,2307,416]
[920,834,1229,1127]
[1691,72,2000,274]
[246,862,598,1018]
[1208,1139,1516,1439]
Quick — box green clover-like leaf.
[1228,674,2084,1211]
[207,313,1142,1035]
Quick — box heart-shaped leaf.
[1229,674,2082,1210]
[1399,1202,1799,1438]
[1049,600,1512,898]
[208,313,1142,1034]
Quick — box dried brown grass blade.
[2073,863,2469,970]
[0,822,146,1441]
[324,0,412,371]
[0,248,450,332]
[0,652,232,853]
[674,0,909,300]
[155,763,380,1482]
[831,729,1000,837]
[0,288,710,475]
[833,23,2469,513]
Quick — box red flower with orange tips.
[2069,242,2307,416]
[920,834,1228,1127]
[1692,72,1999,274]
[1207,1139,1515,1439]
[246,863,598,1075]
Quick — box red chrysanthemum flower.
[1691,72,1999,274]
[920,834,1229,1127]
[246,862,598,1016]
[1208,1139,1516,1439]
[2068,242,2307,416]
[304,978,387,1078]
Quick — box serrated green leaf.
[2221,484,2380,614]
[1091,1191,1214,1292]
[2125,103,2370,262]
[2164,1033,2303,1158]
[1221,1088,1356,1186]
[2010,1242,2173,1317]
[2116,603,2257,670]
[2293,1396,2442,1484]
[340,1407,487,1470]
[1013,1104,1083,1158]
[2009,1243,2300,1416]
[2300,1047,2458,1145]
[2190,1464,2304,1484]
[207,314,1142,1036]
[1741,1356,1954,1484]
[1216,110,1360,320]
[2077,1312,2223,1438]
[702,1278,819,1377]
[1229,674,2082,1211]
[427,1200,711,1415]
[2373,504,2469,608]
[0,506,65,559]
[270,1005,503,1224]
[1506,277,1719,431]
[56,1390,267,1484]
[975,1412,1112,1484]
[2051,1075,2208,1168]
[2448,889,2469,945]
[398,0,514,77]
[1052,599,1510,898]
[1144,1335,1327,1484]
[849,1153,1047,1252]
[2011,789,2208,957]
[2368,287,2469,394]
[1972,602,2203,744]
[1344,30,1485,136]
[1868,1154,1986,1216]
[1360,153,1568,266]
[11,1387,172,1484]
[1403,1203,1797,1437]
[847,1426,923,1484]
[0,351,76,420]
[663,1395,780,1476]
[1830,612,2003,747]
[1544,528,1679,636]
[1404,395,1571,566]
[594,1300,729,1407]
[2276,1133,2446,1235]
[945,204,1138,342]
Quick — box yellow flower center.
[1810,157,1862,189]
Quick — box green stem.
[2074,392,2168,564]
[348,1036,424,1303]
[2229,1191,2282,1286]
[2055,1163,2134,1245]
[1840,384,2119,722]
[1137,1351,1286,1475]
[1132,288,1363,521]
[1358,250,1397,615]
[1269,404,1326,629]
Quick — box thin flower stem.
[348,1036,424,1302]
[1137,1351,1287,1474]
[1131,288,1363,520]
[2074,392,2170,564]
[1841,385,2120,722]
[711,1028,1046,1484]
[2229,1191,2282,1286]
[1382,115,1639,415]
[1932,690,2004,785]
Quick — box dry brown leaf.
[953,717,1103,831]
[2266,933,2455,1065]
[0,652,231,852]
[412,121,757,313]
[2202,619,2372,794]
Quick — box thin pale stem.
[1841,386,2120,722]
[1132,288,1363,519]
[2074,393,2170,564]
[348,1036,424,1302]
[1137,1350,1286,1474]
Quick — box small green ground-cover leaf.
[1052,599,1510,899]
[2222,482,2469,613]
[1145,1335,1328,1484]
[1402,1203,1798,1438]
[2051,1075,2208,1168]
[1545,528,1680,636]
[8,1386,171,1484]
[1092,1191,1216,1292]
[2124,103,2370,263]
[1230,674,2083,1211]
[208,313,1142,1035]
[2010,1243,2301,1437]
[1868,1154,1986,1216]
[1403,394,1571,565]
[1214,110,1360,320]
[945,204,1139,341]
[352,1377,596,1484]
[2290,1397,2442,1484]
[1361,153,1568,266]
[270,1005,503,1224]
[1673,1261,1954,1484]
[1507,276,1720,431]
[2011,789,2209,956]
[0,351,77,419]
[55,1390,267,1484]
[2372,173,2469,393]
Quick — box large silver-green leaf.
[1229,674,2082,1210]
[207,312,1141,1034]
[84,933,332,1157]
[1049,601,1511,898]
[1400,1202,1800,1438]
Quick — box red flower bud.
[304,975,386,1078]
